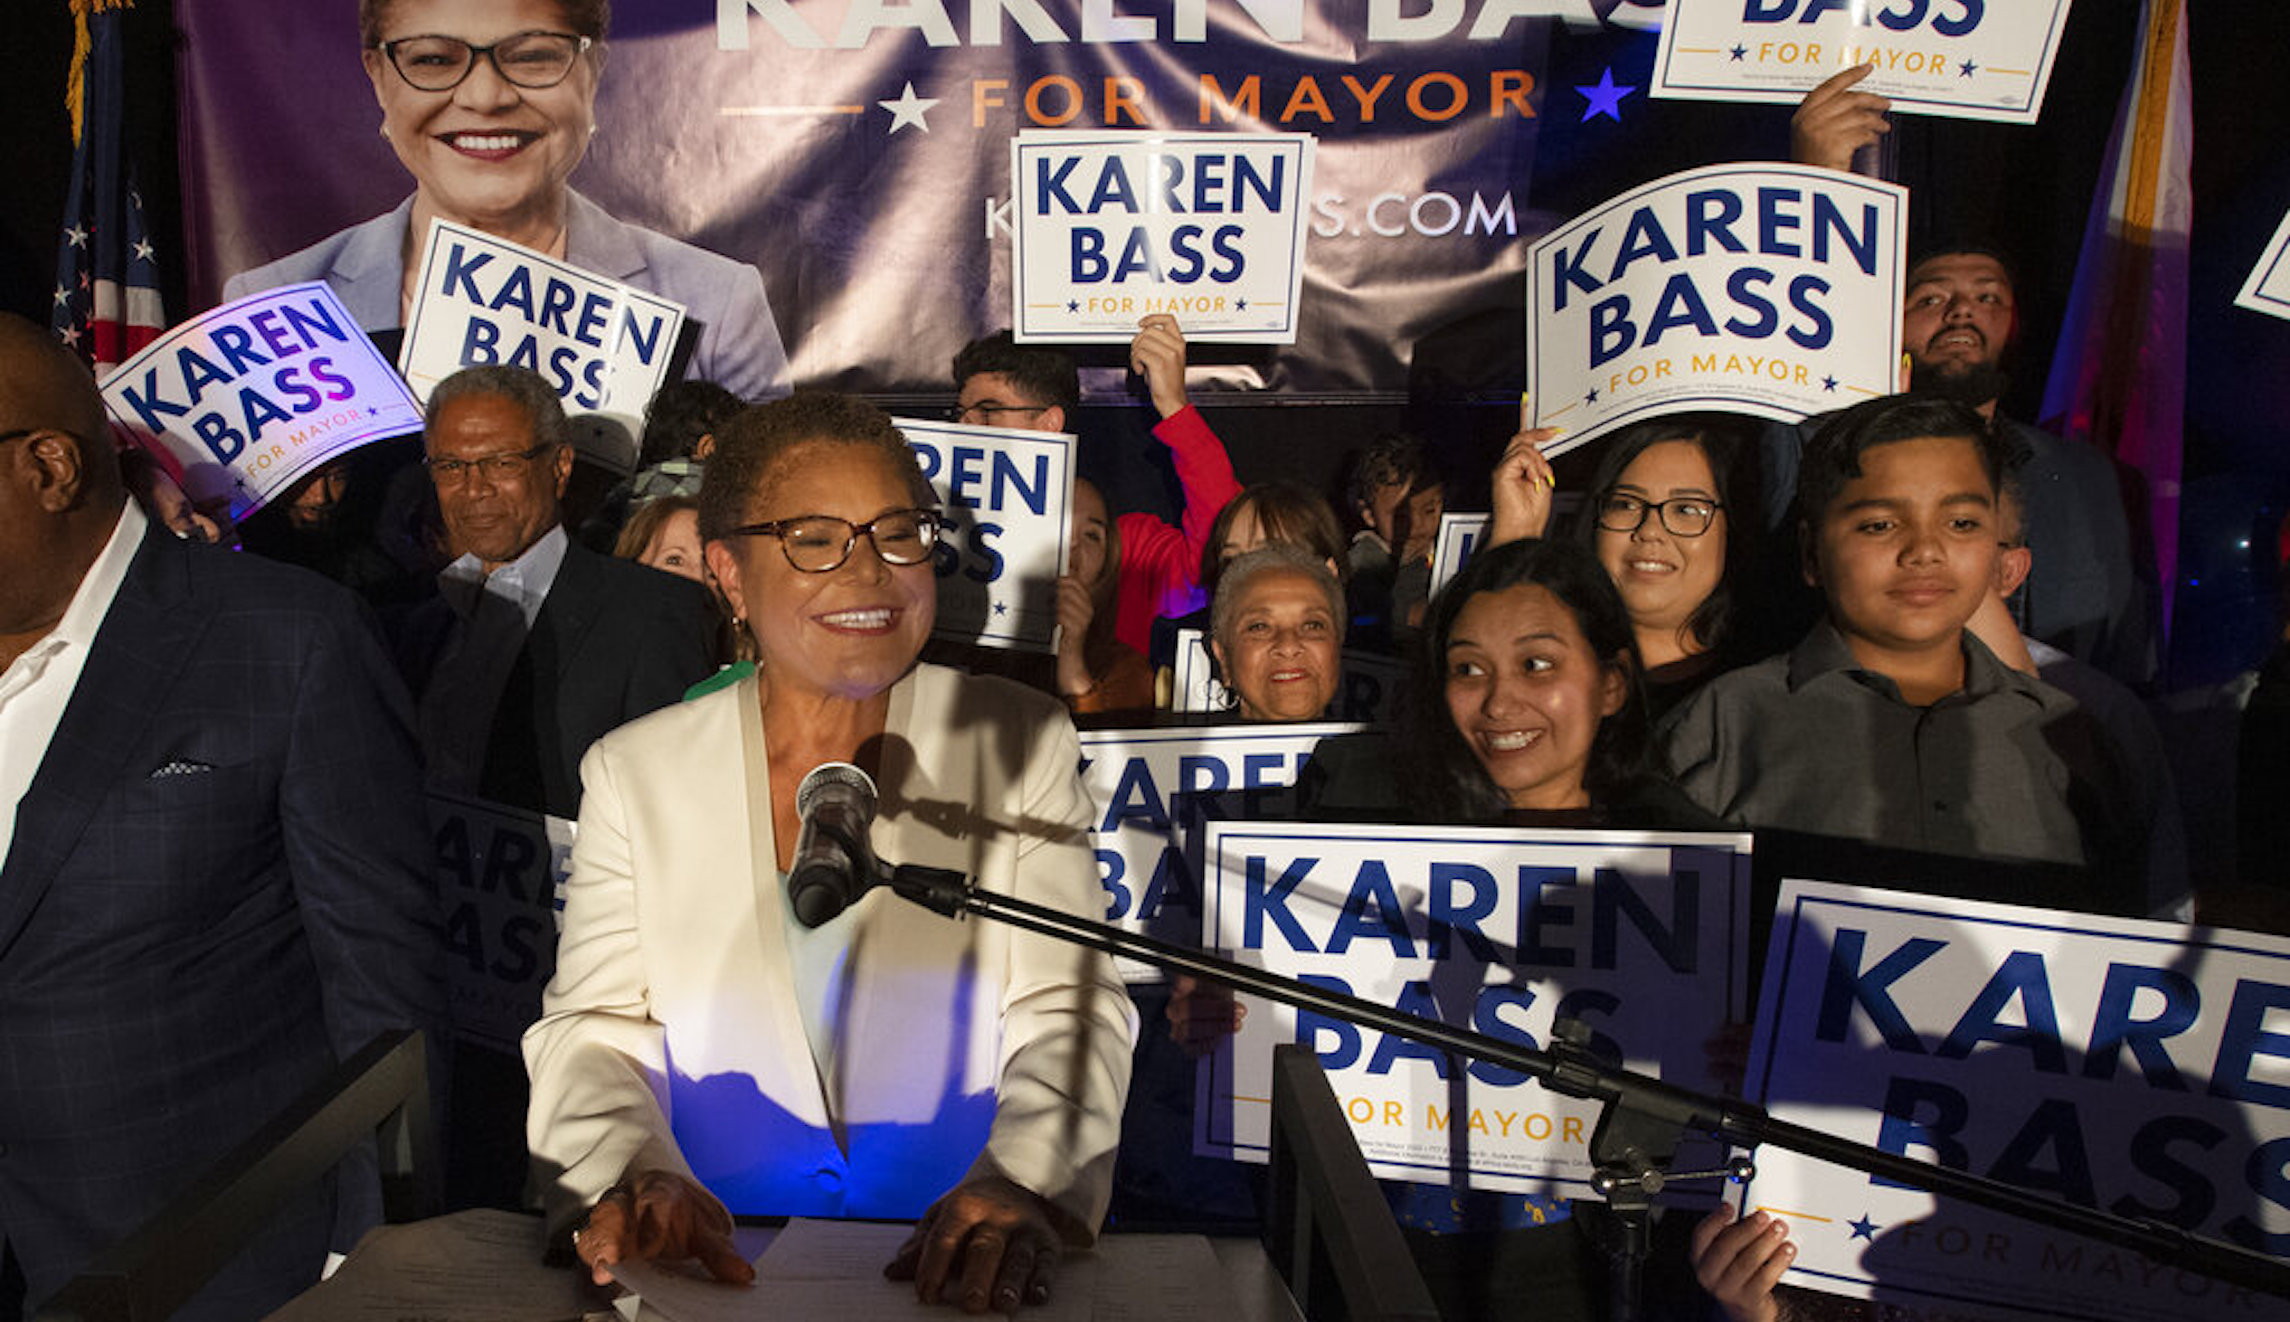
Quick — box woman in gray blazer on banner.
[226,0,789,401]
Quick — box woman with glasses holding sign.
[226,0,789,402]
[524,394,1134,1311]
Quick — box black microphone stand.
[885,862,2290,1321]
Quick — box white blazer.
[523,665,1136,1235]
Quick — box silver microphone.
[787,762,879,928]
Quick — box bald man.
[0,315,443,1320]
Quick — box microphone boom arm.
[884,862,2290,1303]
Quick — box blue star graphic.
[1730,44,1748,61]
[1848,1215,1879,1241]
[1067,300,1079,313]
[1575,68,1636,123]
[1959,59,1978,77]
[1236,298,1249,311]
[1821,374,1839,392]
[992,601,1008,617]
[1584,387,1600,405]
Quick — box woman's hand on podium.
[573,1169,755,1288]
[885,1175,1064,1313]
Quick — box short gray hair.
[424,364,569,452]
[1211,543,1345,649]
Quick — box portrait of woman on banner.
[224,0,788,401]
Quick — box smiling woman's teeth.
[450,134,527,152]
[1485,730,1539,751]
[821,609,891,629]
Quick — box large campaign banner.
[430,792,577,1055]
[898,417,1074,652]
[2235,208,2290,324]
[1080,723,1362,981]
[1526,164,1906,457]
[100,282,421,519]
[1012,131,1315,343]
[1745,880,2290,1321]
[1652,0,2075,125]
[400,221,688,474]
[1199,822,1754,1192]
[179,2,1601,398]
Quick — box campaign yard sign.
[1013,131,1315,344]
[100,282,421,520]
[1652,0,2074,125]
[1526,164,1905,458]
[2236,209,2290,324]
[399,220,687,473]
[430,792,577,1055]
[1169,626,1405,724]
[896,417,1074,653]
[1200,823,1753,1193]
[1079,723,1361,981]
[1744,880,2290,1321]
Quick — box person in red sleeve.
[952,316,1242,655]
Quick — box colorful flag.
[51,0,165,374]
[2038,0,2193,638]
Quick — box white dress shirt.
[0,501,146,870]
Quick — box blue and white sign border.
[1525,163,1905,458]
[1010,130,1315,345]
[1650,0,2074,125]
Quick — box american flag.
[52,0,165,374]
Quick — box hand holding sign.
[1130,314,1191,421]
[1791,63,1892,173]
[1489,399,1562,546]
[1053,575,1098,699]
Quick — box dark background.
[4,3,2286,685]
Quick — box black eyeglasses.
[424,443,553,484]
[730,509,944,574]
[375,31,592,92]
[948,402,1049,425]
[1595,493,1723,538]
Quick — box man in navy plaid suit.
[0,315,445,1320]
